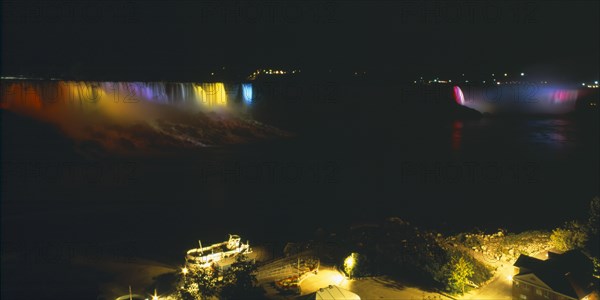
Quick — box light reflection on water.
[448,117,592,159]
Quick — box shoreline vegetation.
[2,198,596,299]
[92,197,598,300]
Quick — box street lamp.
[344,255,355,269]
[344,253,357,278]
[182,267,189,275]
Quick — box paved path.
[458,247,548,300]
[344,277,452,300]
[299,268,453,300]
[461,263,512,300]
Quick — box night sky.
[2,0,599,80]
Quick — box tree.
[177,265,220,300]
[584,197,600,262]
[550,221,589,252]
[443,255,474,294]
[220,255,265,300]
[591,257,600,279]
[588,196,599,235]
[175,255,265,300]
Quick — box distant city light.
[520,73,525,76]
[504,73,508,77]
[182,267,188,275]
[582,83,586,86]
[595,81,599,84]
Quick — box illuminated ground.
[296,267,453,300]
[459,249,549,300]
[294,251,548,300]
[461,263,512,300]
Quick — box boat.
[185,234,251,269]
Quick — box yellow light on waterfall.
[193,83,227,107]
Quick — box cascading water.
[0,81,252,110]
[242,83,253,104]
[0,80,278,153]
[453,84,581,114]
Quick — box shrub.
[550,221,588,252]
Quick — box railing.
[256,252,319,283]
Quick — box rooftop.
[513,250,597,299]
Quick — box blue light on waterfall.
[242,83,253,104]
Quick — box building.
[512,251,599,300]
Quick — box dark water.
[2,115,598,249]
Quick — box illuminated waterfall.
[242,83,253,104]
[0,80,286,152]
[454,84,581,114]
[453,86,465,105]
[193,83,228,106]
[1,81,234,111]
